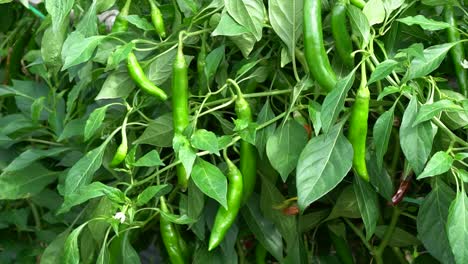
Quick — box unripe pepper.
[127,52,168,100]
[331,1,354,68]
[159,197,186,264]
[110,119,128,167]
[304,0,337,92]
[172,45,190,190]
[208,149,243,251]
[233,83,257,204]
[148,0,166,38]
[347,63,370,181]
[112,0,132,33]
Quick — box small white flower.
[461,59,468,69]
[113,212,126,224]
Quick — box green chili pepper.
[331,1,354,68]
[347,63,370,181]
[127,52,168,100]
[208,149,243,251]
[350,0,366,9]
[172,46,190,190]
[148,0,166,38]
[233,83,257,204]
[112,0,132,33]
[159,197,186,264]
[110,118,128,167]
[445,5,467,97]
[304,0,337,92]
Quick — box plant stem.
[375,207,400,259]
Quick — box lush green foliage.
[0,0,467,263]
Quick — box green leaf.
[191,129,220,155]
[148,49,177,85]
[212,11,249,37]
[191,158,228,209]
[368,59,399,84]
[260,176,297,244]
[308,101,322,136]
[321,70,356,133]
[64,144,106,196]
[296,121,353,210]
[0,163,59,200]
[40,230,69,264]
[268,0,303,57]
[173,133,197,176]
[373,106,394,170]
[417,179,456,264]
[31,97,46,123]
[363,0,385,26]
[45,0,74,30]
[399,97,434,174]
[134,114,173,147]
[64,223,88,264]
[447,192,468,264]
[105,42,135,72]
[348,5,371,48]
[266,119,308,181]
[241,195,284,261]
[126,14,154,31]
[108,231,141,264]
[414,99,463,126]
[397,15,450,31]
[354,176,379,240]
[84,105,110,141]
[76,1,98,37]
[59,119,86,142]
[159,210,196,225]
[134,150,164,167]
[404,43,456,82]
[204,45,225,84]
[328,186,361,219]
[97,71,136,100]
[374,226,421,246]
[367,148,394,201]
[417,151,453,179]
[225,0,266,41]
[3,147,68,172]
[61,32,104,70]
[377,86,400,101]
[135,184,172,206]
[59,182,125,214]
[255,101,276,159]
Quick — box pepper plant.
[0,0,467,263]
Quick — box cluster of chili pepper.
[304,0,370,181]
[112,0,377,260]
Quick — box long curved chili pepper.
[127,52,168,100]
[347,62,370,181]
[208,149,243,251]
[331,1,354,68]
[159,196,186,264]
[304,0,337,92]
